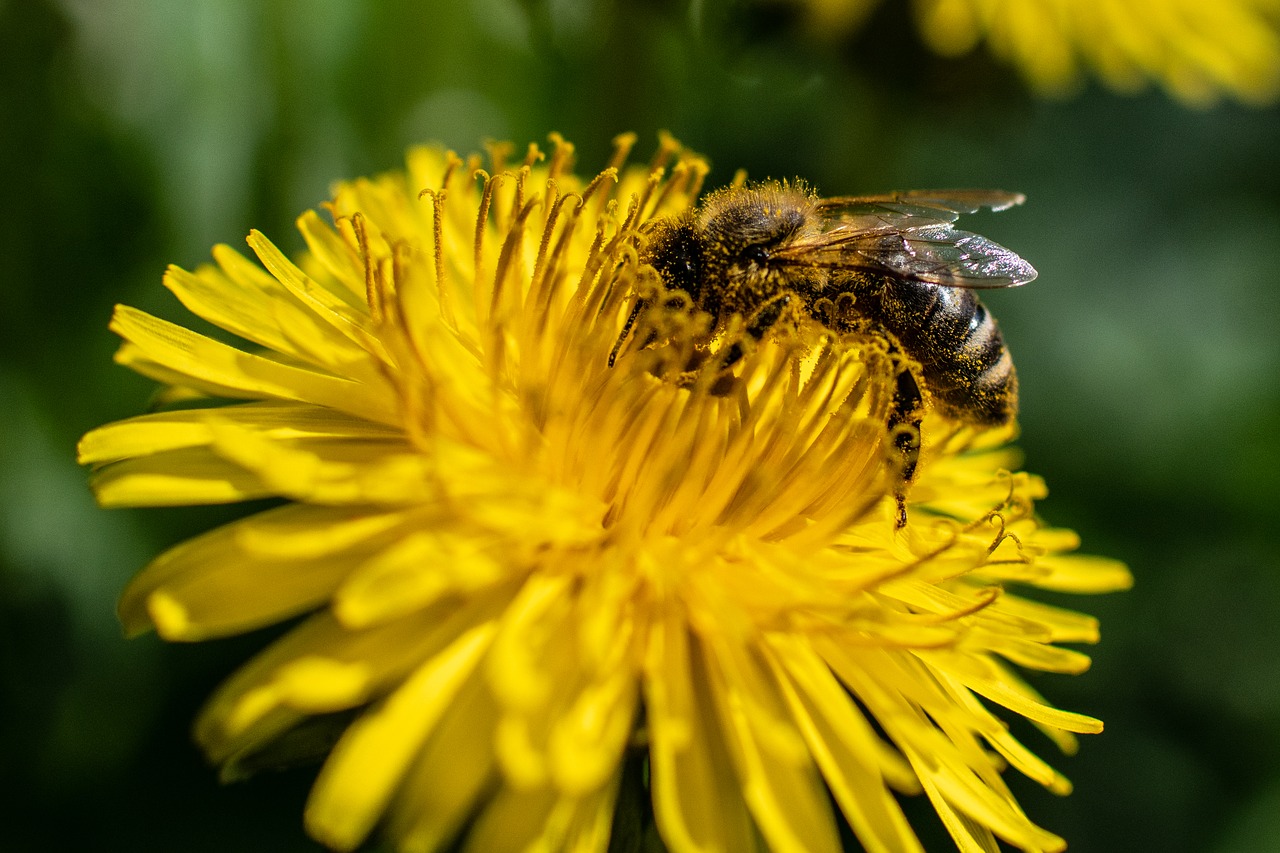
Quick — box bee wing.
[773,223,1038,288]
[814,190,1027,230]
[782,190,1035,287]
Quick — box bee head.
[699,183,816,271]
[641,182,822,321]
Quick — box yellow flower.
[80,133,1131,853]
[803,0,1280,105]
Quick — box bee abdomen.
[876,282,1018,426]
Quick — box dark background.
[3,1,1278,850]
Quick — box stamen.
[645,161,685,219]
[916,587,1002,625]
[439,151,463,190]
[375,251,397,328]
[521,142,544,168]
[538,194,586,319]
[510,165,532,232]
[579,241,641,338]
[645,129,681,175]
[607,132,637,173]
[484,139,514,175]
[490,195,541,320]
[579,168,618,206]
[582,166,620,223]
[979,511,1008,551]
[541,178,561,228]
[976,511,1028,559]
[571,220,609,315]
[858,521,964,587]
[417,188,454,326]
[990,469,1023,518]
[387,240,411,330]
[683,157,710,203]
[546,132,574,181]
[629,169,664,230]
[351,213,381,324]
[370,240,425,417]
[527,190,580,321]
[473,170,499,310]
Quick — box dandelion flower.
[80,133,1131,853]
[800,0,1280,105]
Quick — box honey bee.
[613,182,1037,526]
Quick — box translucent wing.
[815,190,1027,230]
[777,190,1037,288]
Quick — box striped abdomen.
[869,279,1018,425]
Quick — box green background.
[3,1,1278,850]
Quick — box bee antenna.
[609,298,646,367]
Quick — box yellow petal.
[295,210,366,298]
[460,778,620,853]
[386,673,501,853]
[917,751,1066,852]
[486,570,640,798]
[118,505,409,639]
[163,260,318,362]
[915,769,1005,853]
[144,561,343,642]
[969,629,1093,674]
[645,610,758,853]
[764,635,924,853]
[995,594,1101,644]
[922,651,1104,734]
[205,419,435,505]
[78,402,401,466]
[246,230,389,362]
[110,305,396,424]
[197,592,507,763]
[90,447,272,508]
[333,528,505,628]
[700,632,843,853]
[1029,554,1135,593]
[305,623,495,852]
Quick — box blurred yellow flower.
[80,134,1130,853]
[805,0,1280,105]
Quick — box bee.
[613,182,1037,526]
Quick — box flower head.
[802,0,1280,106]
[80,133,1131,853]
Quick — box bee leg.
[608,298,648,368]
[889,365,924,529]
[702,294,792,394]
[718,293,792,371]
